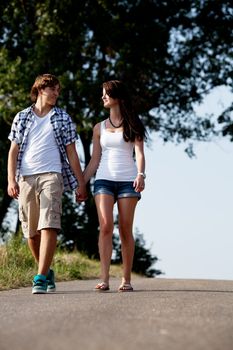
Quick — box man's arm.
[7,141,20,199]
[66,143,87,201]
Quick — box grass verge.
[0,235,122,291]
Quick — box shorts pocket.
[51,197,62,219]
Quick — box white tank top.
[20,109,62,175]
[95,120,137,181]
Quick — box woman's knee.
[100,223,113,237]
[119,221,132,234]
[119,228,134,243]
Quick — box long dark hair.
[102,80,147,142]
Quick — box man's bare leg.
[37,228,57,276]
[28,234,41,264]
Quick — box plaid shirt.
[8,105,79,191]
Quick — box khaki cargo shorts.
[18,172,64,238]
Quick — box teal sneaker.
[32,274,47,294]
[47,269,56,292]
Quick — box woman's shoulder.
[93,119,107,132]
[93,122,101,137]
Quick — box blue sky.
[134,86,233,280]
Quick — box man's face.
[40,84,60,106]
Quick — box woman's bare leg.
[95,194,115,285]
[117,197,138,284]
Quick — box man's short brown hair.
[30,74,61,102]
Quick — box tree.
[0,0,232,265]
[59,192,99,258]
[1,1,232,138]
[113,231,163,277]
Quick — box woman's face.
[102,88,119,108]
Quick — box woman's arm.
[133,138,146,192]
[83,123,102,183]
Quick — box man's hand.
[75,184,88,202]
[8,180,20,199]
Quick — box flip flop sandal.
[118,283,133,292]
[94,282,110,291]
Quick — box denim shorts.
[94,179,141,201]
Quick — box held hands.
[7,180,20,199]
[133,174,145,193]
[75,184,88,203]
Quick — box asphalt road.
[0,277,233,350]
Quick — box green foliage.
[133,233,163,277]
[1,0,232,138]
[113,230,163,277]
[0,234,37,289]
[59,191,99,258]
[53,250,101,281]
[0,234,123,291]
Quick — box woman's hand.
[133,174,145,192]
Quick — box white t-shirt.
[20,109,62,175]
[95,120,137,181]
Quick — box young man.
[7,74,87,294]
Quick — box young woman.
[84,80,147,292]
